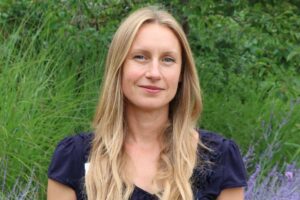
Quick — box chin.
[128,101,169,112]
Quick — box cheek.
[122,68,142,84]
[167,68,181,85]
[168,69,182,96]
[121,66,143,96]
[121,71,130,95]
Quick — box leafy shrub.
[0,0,299,198]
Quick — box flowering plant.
[245,163,300,200]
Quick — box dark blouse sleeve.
[220,139,248,190]
[48,134,87,191]
[193,130,247,199]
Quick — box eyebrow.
[129,48,180,55]
[129,49,149,54]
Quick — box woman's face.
[122,23,182,112]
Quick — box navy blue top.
[48,130,247,200]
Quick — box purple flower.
[285,171,293,181]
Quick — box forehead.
[130,22,181,52]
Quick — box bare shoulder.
[47,179,76,200]
[217,187,245,200]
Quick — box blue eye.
[162,57,175,63]
[133,55,146,61]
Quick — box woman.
[47,6,247,200]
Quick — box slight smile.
[139,85,165,94]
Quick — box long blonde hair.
[85,6,203,200]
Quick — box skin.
[121,23,182,113]
[47,23,245,200]
[122,23,182,193]
[47,179,76,200]
[217,188,245,200]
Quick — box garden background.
[0,0,299,199]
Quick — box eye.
[133,54,146,61]
[162,57,175,63]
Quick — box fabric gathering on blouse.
[48,130,247,200]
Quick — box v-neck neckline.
[133,185,158,199]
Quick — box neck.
[125,104,169,146]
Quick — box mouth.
[139,85,164,93]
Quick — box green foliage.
[0,0,299,198]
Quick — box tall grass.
[0,12,106,198]
[0,157,39,200]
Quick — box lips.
[139,85,164,93]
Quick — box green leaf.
[287,47,300,61]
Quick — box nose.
[145,60,161,80]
